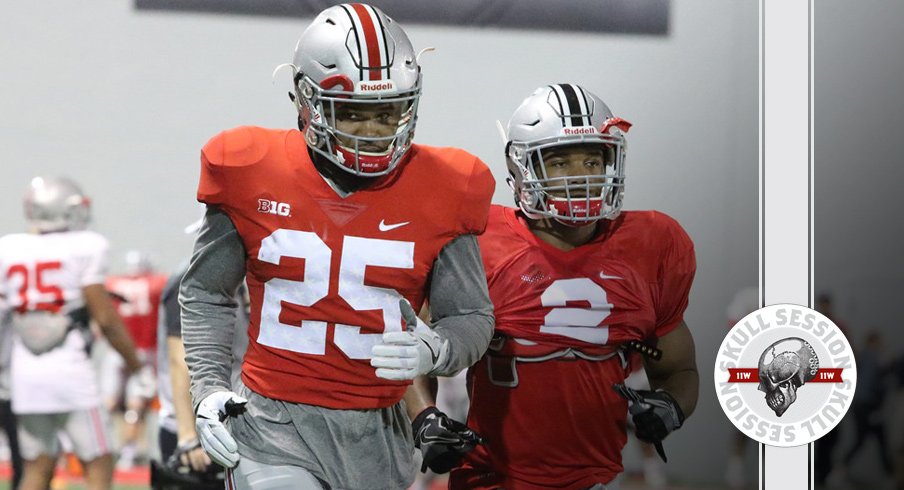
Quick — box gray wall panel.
[134,0,669,34]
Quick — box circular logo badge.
[714,303,857,447]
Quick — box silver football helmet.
[506,84,631,225]
[125,250,154,275]
[286,3,421,177]
[23,176,91,233]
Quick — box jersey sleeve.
[653,213,696,337]
[197,126,270,206]
[79,233,110,287]
[163,273,184,338]
[457,155,496,235]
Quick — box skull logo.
[757,337,819,417]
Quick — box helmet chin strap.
[331,138,396,175]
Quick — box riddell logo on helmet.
[357,80,396,93]
[563,127,598,135]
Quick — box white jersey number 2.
[540,278,613,344]
[256,230,413,359]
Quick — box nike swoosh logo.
[421,339,439,364]
[599,271,624,280]
[379,220,410,232]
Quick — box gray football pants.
[227,457,328,490]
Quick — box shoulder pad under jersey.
[414,146,495,235]
[201,126,272,169]
[198,126,276,205]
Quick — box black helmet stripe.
[339,4,365,82]
[550,84,591,127]
[548,84,566,127]
[559,84,588,127]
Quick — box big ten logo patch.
[258,199,291,217]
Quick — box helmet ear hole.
[305,130,320,147]
[301,81,314,100]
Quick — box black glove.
[150,440,224,490]
[411,406,484,474]
[613,384,685,461]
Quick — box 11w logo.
[258,199,291,217]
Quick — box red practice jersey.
[106,273,167,350]
[197,126,494,409]
[451,205,695,490]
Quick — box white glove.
[371,299,450,380]
[195,391,247,468]
[125,364,157,401]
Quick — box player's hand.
[176,438,213,472]
[195,391,247,468]
[125,364,157,401]
[412,406,484,474]
[370,299,450,380]
[613,384,684,444]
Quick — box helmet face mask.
[289,4,421,177]
[23,177,91,233]
[298,76,420,175]
[513,139,625,225]
[506,84,630,226]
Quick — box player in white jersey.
[0,177,152,490]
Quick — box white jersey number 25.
[256,230,413,359]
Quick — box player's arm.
[643,322,699,418]
[168,336,213,470]
[161,271,212,471]
[403,305,440,420]
[179,206,245,407]
[179,206,248,468]
[83,284,142,373]
[426,234,495,375]
[613,321,698,458]
[404,375,483,474]
[403,376,437,420]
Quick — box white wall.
[0,1,758,484]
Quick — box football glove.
[371,299,450,380]
[613,384,684,462]
[125,364,157,401]
[412,407,484,474]
[195,391,247,469]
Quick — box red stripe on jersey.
[351,4,383,81]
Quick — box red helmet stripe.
[351,4,383,81]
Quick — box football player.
[179,4,495,489]
[152,251,249,490]
[104,250,168,470]
[0,295,23,489]
[443,84,699,490]
[0,177,152,490]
